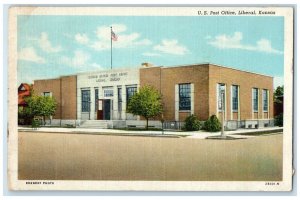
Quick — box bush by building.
[203,115,222,132]
[274,113,283,127]
[183,114,202,131]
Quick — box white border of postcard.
[8,6,294,191]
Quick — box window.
[118,87,122,111]
[179,83,191,111]
[252,88,259,112]
[126,86,137,107]
[95,88,99,111]
[217,83,226,111]
[103,89,113,97]
[263,89,268,112]
[43,92,51,97]
[231,85,239,112]
[81,90,90,112]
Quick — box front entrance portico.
[77,68,140,121]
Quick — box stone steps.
[79,120,109,129]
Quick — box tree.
[274,85,284,103]
[127,85,163,130]
[274,85,284,125]
[26,95,57,125]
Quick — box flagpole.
[110,26,112,70]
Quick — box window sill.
[179,110,191,112]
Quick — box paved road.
[18,131,283,181]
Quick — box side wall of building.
[208,64,274,121]
[61,76,77,119]
[33,78,62,119]
[33,75,77,120]
[140,65,210,121]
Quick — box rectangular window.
[231,85,239,112]
[126,86,137,107]
[252,88,259,112]
[95,88,99,111]
[263,89,268,112]
[179,83,191,111]
[103,89,113,97]
[217,83,226,111]
[81,90,90,112]
[43,92,51,97]
[118,87,122,111]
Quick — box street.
[18,132,283,181]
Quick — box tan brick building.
[33,75,77,125]
[32,63,274,129]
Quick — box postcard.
[8,6,294,191]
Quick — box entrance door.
[97,99,103,120]
[103,99,111,120]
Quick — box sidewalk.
[18,126,283,139]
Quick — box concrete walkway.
[18,126,283,139]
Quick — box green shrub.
[31,119,41,129]
[65,124,75,128]
[18,107,34,125]
[183,114,201,131]
[274,113,283,127]
[203,115,222,132]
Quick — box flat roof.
[161,62,274,78]
[33,62,274,82]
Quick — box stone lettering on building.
[88,72,128,83]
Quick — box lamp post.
[161,114,165,135]
[221,90,225,137]
[88,101,92,120]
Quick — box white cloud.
[274,76,284,89]
[18,47,46,64]
[89,63,102,70]
[38,32,62,53]
[90,41,110,51]
[61,50,102,71]
[86,24,151,51]
[62,50,90,67]
[153,39,189,55]
[75,33,89,44]
[142,52,161,57]
[256,39,283,54]
[207,32,282,55]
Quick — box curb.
[18,129,184,138]
[232,128,283,135]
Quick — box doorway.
[96,99,112,120]
[103,99,111,120]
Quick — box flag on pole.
[111,30,118,41]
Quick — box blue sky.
[17,15,284,88]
